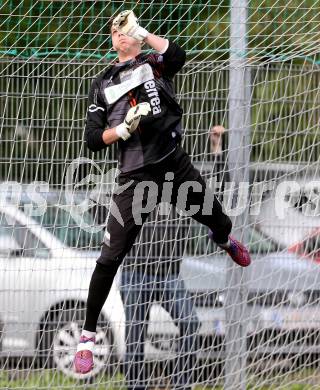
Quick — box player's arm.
[84,80,122,149]
[85,81,151,151]
[103,103,151,144]
[144,33,169,54]
[85,78,110,151]
[113,11,186,77]
[145,33,186,77]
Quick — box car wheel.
[39,305,114,380]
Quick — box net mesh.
[1,1,319,63]
[0,1,320,389]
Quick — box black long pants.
[84,145,231,331]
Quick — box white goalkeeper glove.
[112,10,148,42]
[115,102,151,141]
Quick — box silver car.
[1,193,320,380]
[0,202,125,379]
[148,224,320,364]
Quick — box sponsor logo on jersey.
[88,104,105,113]
[144,80,161,115]
[104,63,154,104]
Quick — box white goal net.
[0,1,320,389]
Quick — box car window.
[184,223,280,256]
[8,191,104,250]
[302,233,320,259]
[184,223,217,256]
[0,212,50,258]
[31,204,104,250]
[0,212,19,255]
[246,226,280,254]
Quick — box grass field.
[1,370,319,390]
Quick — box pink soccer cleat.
[224,236,251,267]
[208,230,251,267]
[74,336,95,374]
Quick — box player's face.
[111,28,140,54]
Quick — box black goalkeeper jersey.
[84,41,186,172]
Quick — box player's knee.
[96,243,125,272]
[95,260,120,277]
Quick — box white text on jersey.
[144,80,161,115]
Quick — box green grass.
[0,370,319,390]
[0,370,121,390]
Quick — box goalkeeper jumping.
[74,9,251,377]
